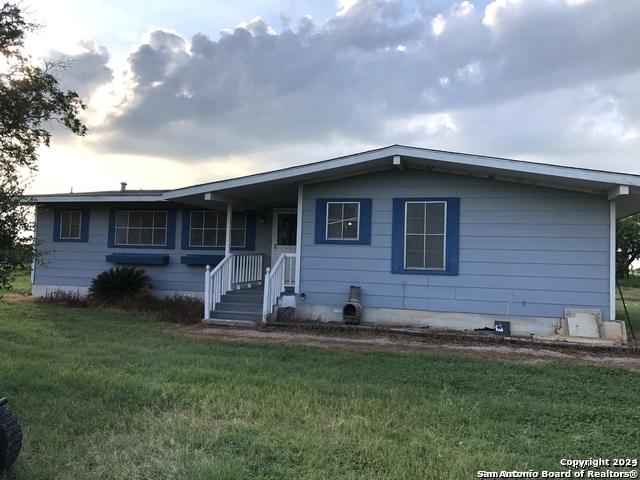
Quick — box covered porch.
[164,180,303,322]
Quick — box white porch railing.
[263,253,296,321]
[204,253,263,320]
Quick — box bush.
[88,267,152,307]
[35,289,88,308]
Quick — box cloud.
[47,39,114,100]
[64,0,640,171]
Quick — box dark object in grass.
[0,398,22,471]
[88,267,152,307]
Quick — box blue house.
[30,145,640,338]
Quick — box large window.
[189,211,246,247]
[392,198,459,275]
[405,202,446,270]
[108,209,176,249]
[53,209,90,242]
[180,209,256,251]
[115,211,167,246]
[315,198,372,245]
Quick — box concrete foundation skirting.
[297,303,563,337]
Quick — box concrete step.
[210,310,263,322]
[214,302,262,313]
[202,318,256,327]
[220,293,263,304]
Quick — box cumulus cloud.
[67,0,640,170]
[47,39,113,100]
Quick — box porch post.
[295,183,303,293]
[225,203,232,257]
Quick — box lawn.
[0,270,31,296]
[617,277,640,334]
[0,297,639,479]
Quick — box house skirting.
[298,304,564,337]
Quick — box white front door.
[272,209,297,287]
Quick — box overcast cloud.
[25,0,640,193]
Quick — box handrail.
[204,253,263,320]
[263,253,296,322]
[204,254,233,320]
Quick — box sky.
[18,0,640,194]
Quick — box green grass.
[0,269,31,295]
[616,277,640,333]
[0,299,638,479]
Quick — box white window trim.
[60,210,82,240]
[326,201,360,241]
[403,201,447,271]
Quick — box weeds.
[34,289,88,308]
[33,289,203,324]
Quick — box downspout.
[295,183,303,293]
[610,199,616,321]
[606,185,628,321]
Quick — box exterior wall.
[33,202,272,297]
[298,168,611,329]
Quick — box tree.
[616,213,640,279]
[0,2,87,289]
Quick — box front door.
[272,210,297,266]
[272,210,297,288]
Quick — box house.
[29,145,640,338]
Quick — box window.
[108,209,176,249]
[189,211,246,247]
[392,198,459,275]
[180,209,256,251]
[327,202,360,240]
[405,202,445,270]
[60,211,82,239]
[315,198,372,245]
[115,211,167,246]
[53,209,90,242]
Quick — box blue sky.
[20,0,640,193]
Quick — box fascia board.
[25,195,167,203]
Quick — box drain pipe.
[506,294,514,322]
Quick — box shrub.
[35,289,88,308]
[88,267,152,307]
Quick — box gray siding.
[34,202,272,295]
[300,168,611,320]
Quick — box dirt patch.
[163,323,640,371]
[0,294,36,303]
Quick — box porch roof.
[163,145,640,218]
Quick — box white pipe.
[610,200,616,320]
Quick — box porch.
[203,252,296,323]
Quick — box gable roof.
[30,145,640,218]
[162,145,640,218]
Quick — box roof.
[26,190,168,203]
[29,145,640,218]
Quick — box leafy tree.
[0,2,86,289]
[616,213,640,279]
